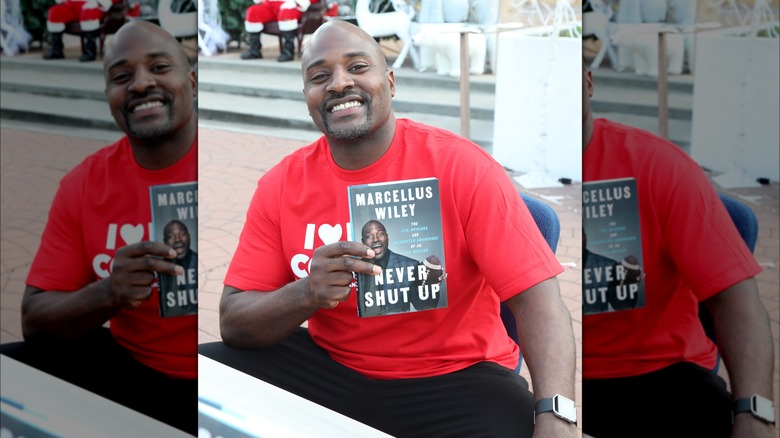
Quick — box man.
[240,0,315,62]
[356,219,442,316]
[200,21,577,438]
[0,21,198,434]
[582,63,775,437]
[164,219,198,271]
[42,0,119,62]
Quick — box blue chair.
[699,193,759,372]
[501,193,561,372]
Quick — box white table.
[198,354,395,438]
[0,354,189,437]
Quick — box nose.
[325,66,354,93]
[128,67,156,93]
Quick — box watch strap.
[534,398,555,416]
[733,398,752,415]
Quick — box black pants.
[0,328,197,436]
[582,361,732,438]
[199,327,535,438]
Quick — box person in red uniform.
[1,21,198,435]
[42,0,120,61]
[241,0,314,62]
[199,21,578,438]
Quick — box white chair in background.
[158,0,197,40]
[355,0,419,69]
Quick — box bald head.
[102,19,196,149]
[104,21,190,73]
[301,20,388,72]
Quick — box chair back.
[700,193,759,373]
[501,193,561,372]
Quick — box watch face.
[553,395,577,423]
[752,395,776,424]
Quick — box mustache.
[124,90,173,114]
[321,90,369,113]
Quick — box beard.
[321,90,372,140]
[123,92,175,140]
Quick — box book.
[582,177,645,315]
[347,177,448,318]
[149,181,198,318]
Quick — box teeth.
[330,101,362,113]
[133,101,163,113]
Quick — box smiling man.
[200,21,576,438]
[0,21,197,434]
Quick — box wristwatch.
[534,394,577,424]
[733,394,775,424]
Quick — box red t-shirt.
[582,118,762,379]
[26,136,197,379]
[226,118,563,379]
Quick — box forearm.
[21,280,122,340]
[509,277,577,400]
[704,278,774,399]
[219,280,319,348]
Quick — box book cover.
[347,177,448,318]
[149,182,198,318]
[583,177,645,315]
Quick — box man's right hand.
[306,241,381,309]
[110,241,183,308]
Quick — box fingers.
[117,240,178,260]
[308,241,380,310]
[111,241,183,307]
[114,242,184,277]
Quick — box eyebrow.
[106,51,176,72]
[305,51,373,73]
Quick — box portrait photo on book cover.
[348,178,448,318]
[583,177,646,315]
[150,182,198,318]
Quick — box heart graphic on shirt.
[318,224,343,245]
[120,224,145,245]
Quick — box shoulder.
[396,118,498,170]
[58,137,128,191]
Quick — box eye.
[109,72,131,84]
[349,63,370,72]
[309,72,329,83]
[151,63,172,73]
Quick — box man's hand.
[306,241,380,309]
[110,241,182,308]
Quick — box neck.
[328,115,396,170]
[129,115,196,170]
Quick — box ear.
[387,69,396,98]
[190,68,197,98]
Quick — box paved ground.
[1,35,777,436]
[4,118,780,434]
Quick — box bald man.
[1,21,197,434]
[201,21,576,438]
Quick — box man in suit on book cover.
[201,20,577,438]
[0,20,198,435]
[581,61,775,437]
[356,219,442,316]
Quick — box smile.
[132,101,164,113]
[330,101,362,113]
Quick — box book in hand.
[347,177,448,318]
[583,177,645,315]
[149,182,198,318]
